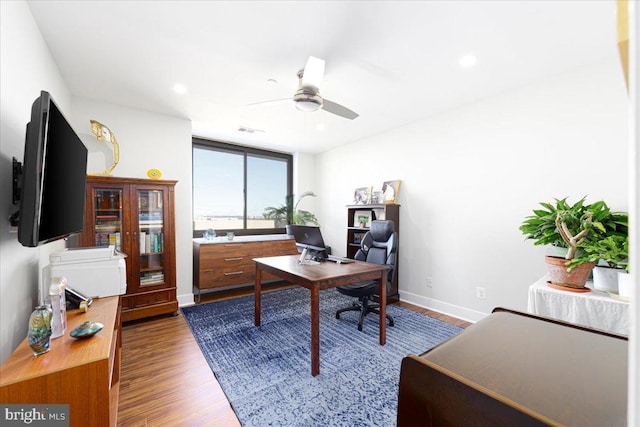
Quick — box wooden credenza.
[0,297,121,427]
[193,235,298,302]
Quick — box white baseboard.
[178,293,195,307]
[398,290,488,324]
[179,289,488,323]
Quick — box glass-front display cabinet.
[79,176,178,322]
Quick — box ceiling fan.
[249,56,359,120]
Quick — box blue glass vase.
[27,305,53,356]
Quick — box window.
[193,138,292,236]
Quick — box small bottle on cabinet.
[49,277,67,338]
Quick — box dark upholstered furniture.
[397,308,628,427]
[335,220,396,331]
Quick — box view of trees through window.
[192,139,292,235]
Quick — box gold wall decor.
[617,0,629,90]
[87,120,120,176]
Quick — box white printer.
[49,246,127,298]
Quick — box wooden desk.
[397,308,628,426]
[0,297,121,427]
[253,255,390,376]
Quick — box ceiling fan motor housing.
[293,89,323,112]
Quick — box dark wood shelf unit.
[346,203,400,303]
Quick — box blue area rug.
[182,287,463,426]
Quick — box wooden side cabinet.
[193,236,298,302]
[346,204,400,303]
[0,297,122,427]
[78,176,178,322]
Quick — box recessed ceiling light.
[267,78,277,85]
[172,83,188,94]
[459,54,478,68]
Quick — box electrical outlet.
[426,277,433,288]
[476,287,486,299]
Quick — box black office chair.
[336,220,396,331]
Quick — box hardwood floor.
[118,312,241,427]
[117,284,471,426]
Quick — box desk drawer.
[199,266,255,289]
[199,242,263,269]
[130,289,172,307]
[263,239,298,256]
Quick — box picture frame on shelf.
[382,180,401,204]
[354,210,372,228]
[353,187,372,205]
[371,190,384,204]
[353,232,366,245]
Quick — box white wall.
[628,1,639,421]
[293,152,317,217]
[316,58,628,322]
[0,0,72,363]
[70,97,194,307]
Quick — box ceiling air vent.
[238,126,264,134]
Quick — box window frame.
[192,137,293,237]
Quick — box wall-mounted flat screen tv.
[17,90,88,247]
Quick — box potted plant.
[567,234,629,293]
[520,197,617,289]
[263,191,319,227]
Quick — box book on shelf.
[96,232,121,249]
[140,271,164,285]
[139,212,163,220]
[139,232,164,254]
[95,223,120,231]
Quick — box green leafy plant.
[263,191,319,226]
[520,197,591,254]
[567,234,629,272]
[520,197,627,264]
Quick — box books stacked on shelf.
[139,232,164,254]
[140,271,164,286]
[139,212,163,229]
[95,215,120,230]
[95,232,121,249]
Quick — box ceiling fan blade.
[322,99,359,120]
[247,98,292,109]
[301,56,325,90]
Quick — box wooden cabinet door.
[128,184,175,295]
[82,181,131,252]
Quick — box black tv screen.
[18,91,88,247]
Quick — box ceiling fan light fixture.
[293,91,323,112]
[295,99,321,112]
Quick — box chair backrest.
[355,220,397,282]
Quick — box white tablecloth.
[527,274,629,336]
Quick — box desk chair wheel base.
[336,297,395,332]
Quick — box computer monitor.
[286,224,328,264]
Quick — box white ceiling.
[27,0,618,154]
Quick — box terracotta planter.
[545,256,595,289]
